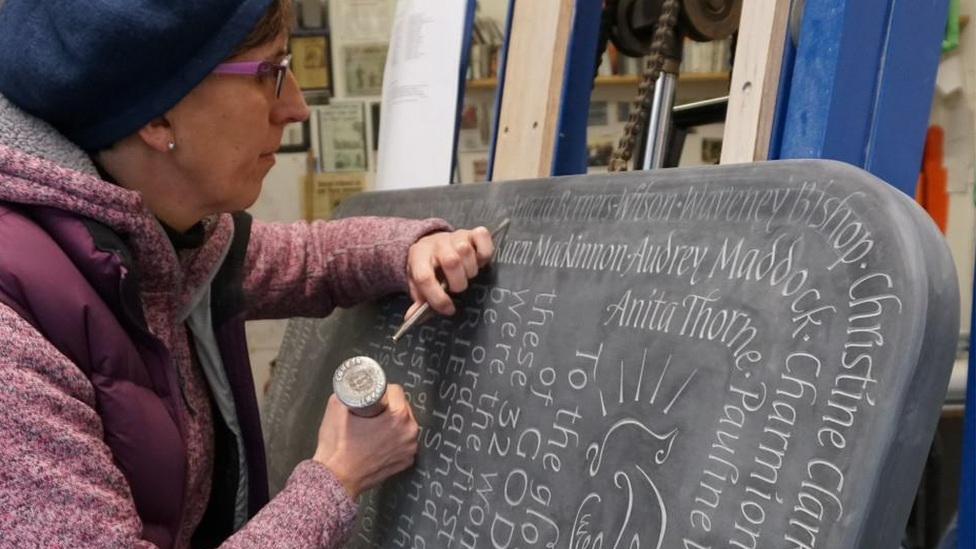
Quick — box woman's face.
[166,32,308,215]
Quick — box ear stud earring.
[167,141,176,152]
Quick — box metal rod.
[641,72,678,170]
[673,95,729,113]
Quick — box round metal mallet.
[333,356,388,417]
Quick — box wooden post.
[720,0,791,164]
[491,0,576,181]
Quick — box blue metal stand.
[485,0,516,182]
[493,0,947,188]
[961,284,975,548]
[551,0,603,176]
[452,0,479,183]
[773,0,950,196]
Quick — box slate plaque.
[263,160,959,548]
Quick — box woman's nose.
[273,72,309,125]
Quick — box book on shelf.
[466,16,504,81]
[457,101,491,152]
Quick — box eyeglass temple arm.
[213,61,273,75]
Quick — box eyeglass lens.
[275,56,292,98]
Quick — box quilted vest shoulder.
[0,202,186,549]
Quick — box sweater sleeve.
[0,303,156,549]
[242,217,451,320]
[221,461,357,549]
[0,303,358,549]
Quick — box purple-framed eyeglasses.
[213,54,292,98]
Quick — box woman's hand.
[313,384,418,499]
[406,227,495,317]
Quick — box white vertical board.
[374,0,471,190]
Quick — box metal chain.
[607,0,681,172]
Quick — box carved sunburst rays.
[643,351,698,415]
[586,346,699,422]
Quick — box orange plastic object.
[915,126,949,233]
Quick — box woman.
[0,1,491,548]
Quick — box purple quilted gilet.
[0,202,265,548]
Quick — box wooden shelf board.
[466,78,499,89]
[678,72,731,83]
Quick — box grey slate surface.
[263,160,960,548]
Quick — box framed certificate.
[289,31,332,92]
[317,102,368,172]
[343,44,387,97]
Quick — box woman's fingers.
[407,246,454,315]
[469,226,495,267]
[405,226,498,317]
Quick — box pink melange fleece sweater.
[0,141,448,548]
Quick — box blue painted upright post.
[960,280,975,548]
[485,0,516,183]
[774,0,949,196]
[551,0,603,176]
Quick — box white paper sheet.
[374,0,470,190]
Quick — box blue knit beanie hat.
[0,0,275,151]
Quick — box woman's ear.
[136,115,176,153]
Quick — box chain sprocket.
[607,0,681,172]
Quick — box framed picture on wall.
[343,44,387,97]
[278,119,310,153]
[318,102,368,172]
[701,137,723,164]
[289,31,332,92]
